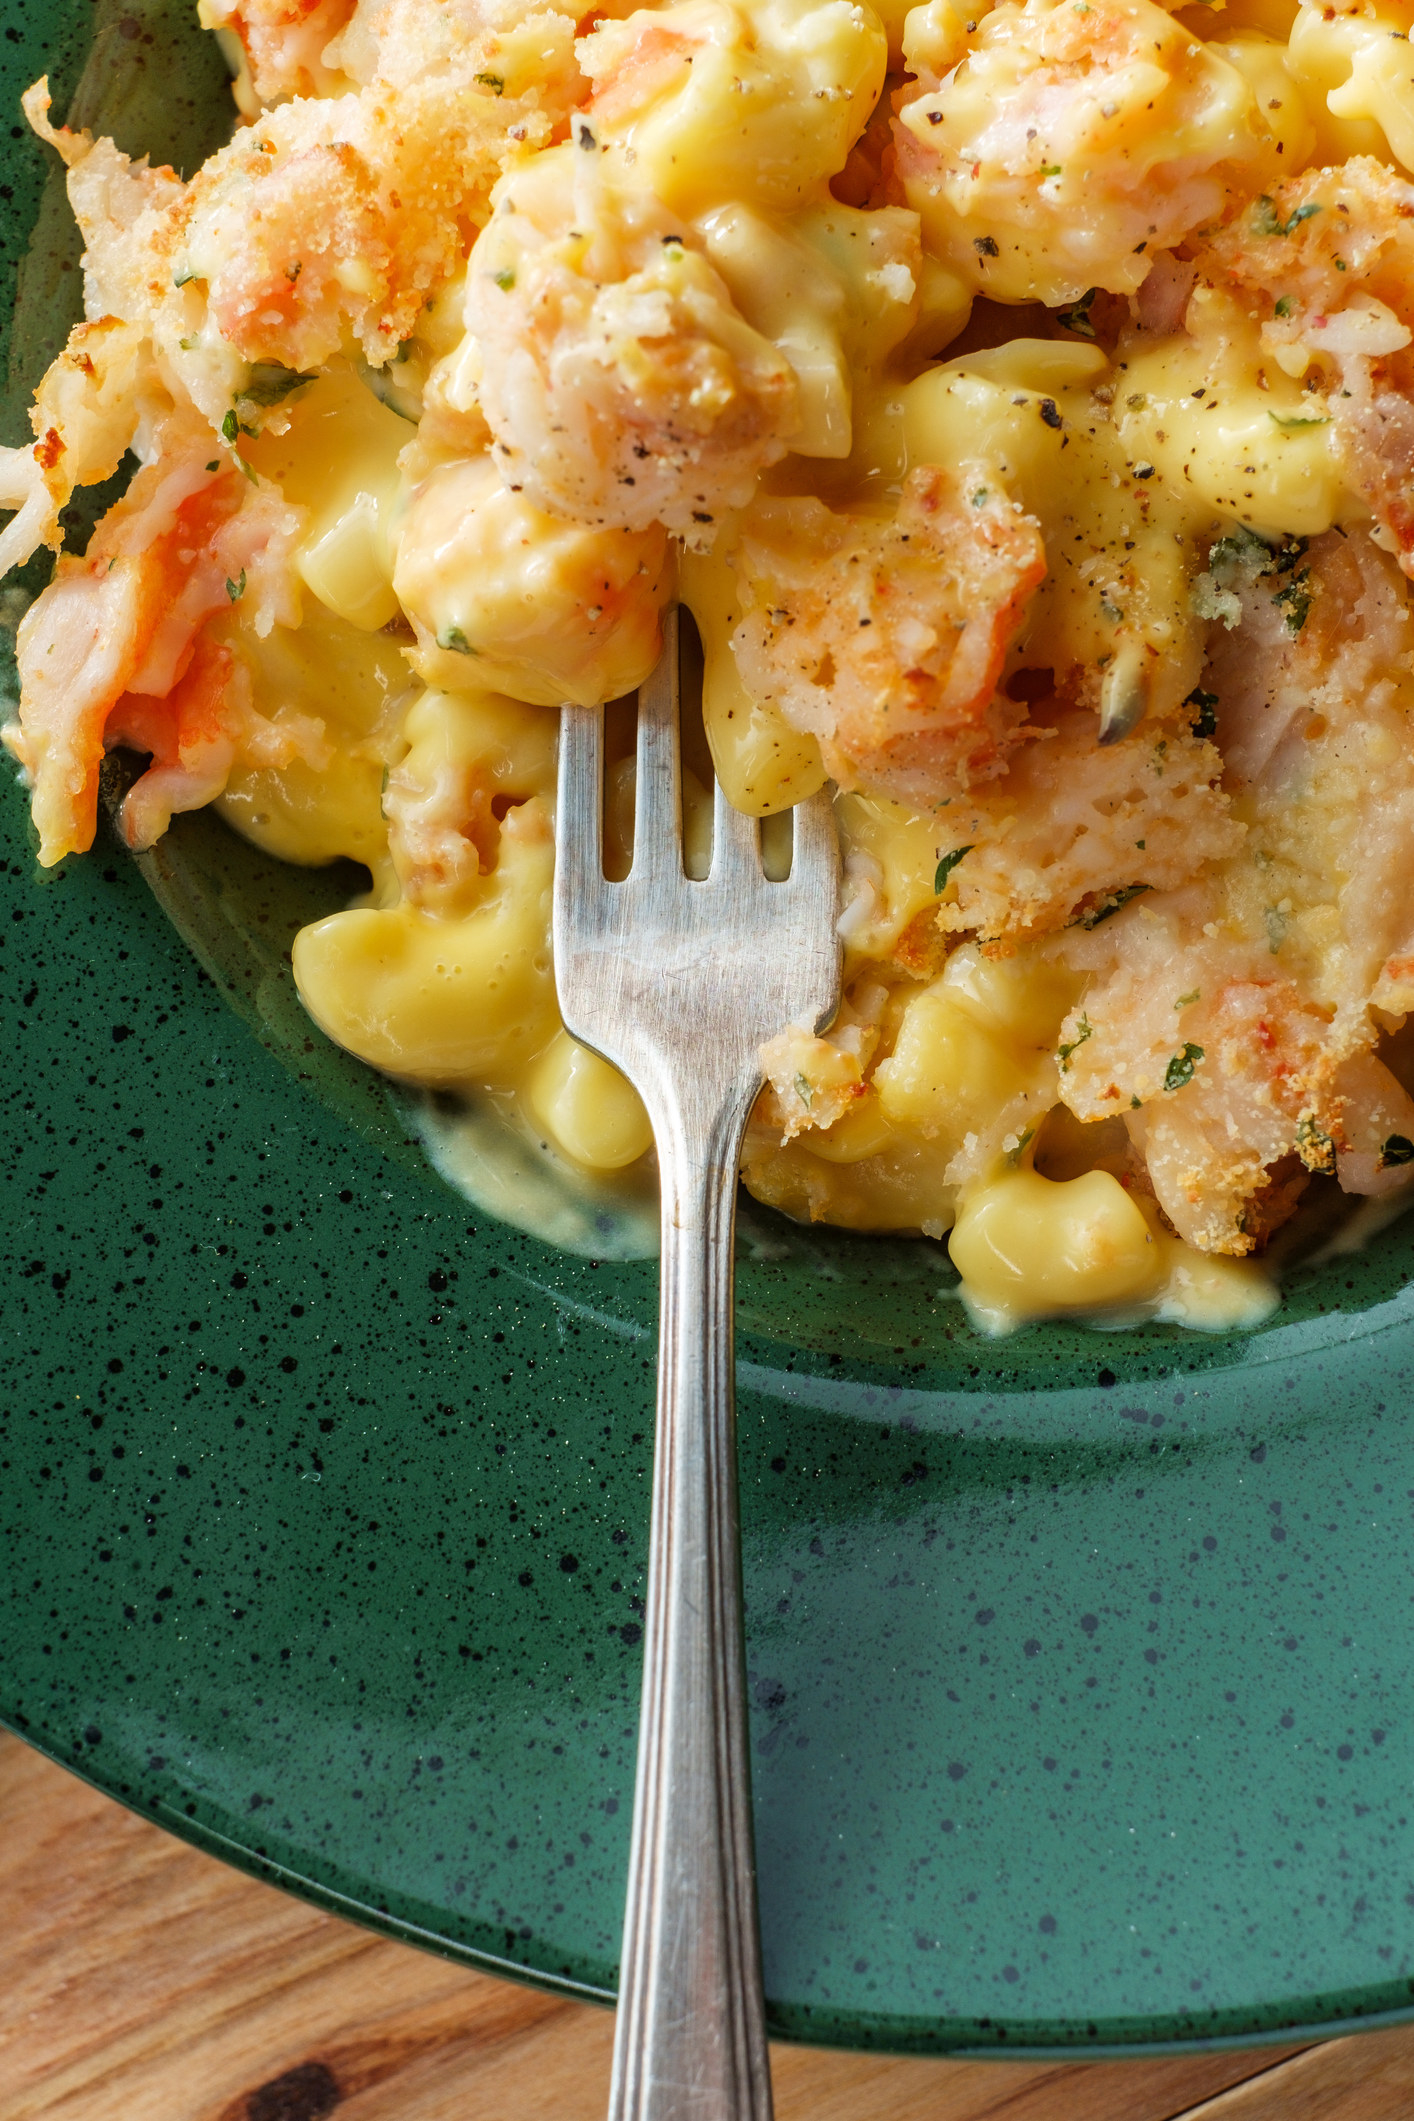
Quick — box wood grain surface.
[3,1731,1412,2121]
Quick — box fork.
[554,607,841,2121]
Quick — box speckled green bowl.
[8,0,1414,2057]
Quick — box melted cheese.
[1116,288,1349,537]
[905,340,1207,717]
[245,366,407,632]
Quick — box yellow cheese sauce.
[9,0,1414,1332]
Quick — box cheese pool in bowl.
[5,0,1414,1335]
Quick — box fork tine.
[788,785,839,891]
[632,605,682,880]
[555,702,604,915]
[710,779,762,883]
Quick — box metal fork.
[554,607,841,2121]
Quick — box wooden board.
[3,1732,1411,2121]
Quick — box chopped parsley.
[1297,1115,1334,1168]
[1074,883,1149,929]
[934,845,973,894]
[437,625,476,654]
[239,362,317,407]
[1057,1015,1093,1070]
[1163,1042,1204,1092]
[1251,196,1321,239]
[225,569,246,602]
[1193,528,1309,632]
[1184,685,1218,739]
[1208,524,1273,574]
[1272,566,1312,633]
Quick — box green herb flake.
[1274,293,1294,318]
[1006,1126,1035,1165]
[1379,1133,1414,1168]
[1251,196,1321,239]
[225,569,246,603]
[240,362,318,407]
[934,844,973,894]
[1175,989,1199,1008]
[220,409,238,444]
[1209,523,1273,575]
[1057,289,1097,338]
[1075,882,1148,929]
[1184,685,1218,738]
[793,1072,815,1108]
[1163,1041,1204,1092]
[437,625,476,654]
[1039,163,1062,177]
[970,487,989,507]
[1268,410,1329,430]
[1272,565,1312,634]
[493,268,516,291]
[475,70,505,92]
[1297,1115,1335,1169]
[1057,1015,1093,1071]
[173,266,197,288]
[205,460,220,473]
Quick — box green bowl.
[8,0,1414,2056]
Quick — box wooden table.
[4,1733,1413,2121]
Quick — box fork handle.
[608,1074,773,2121]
